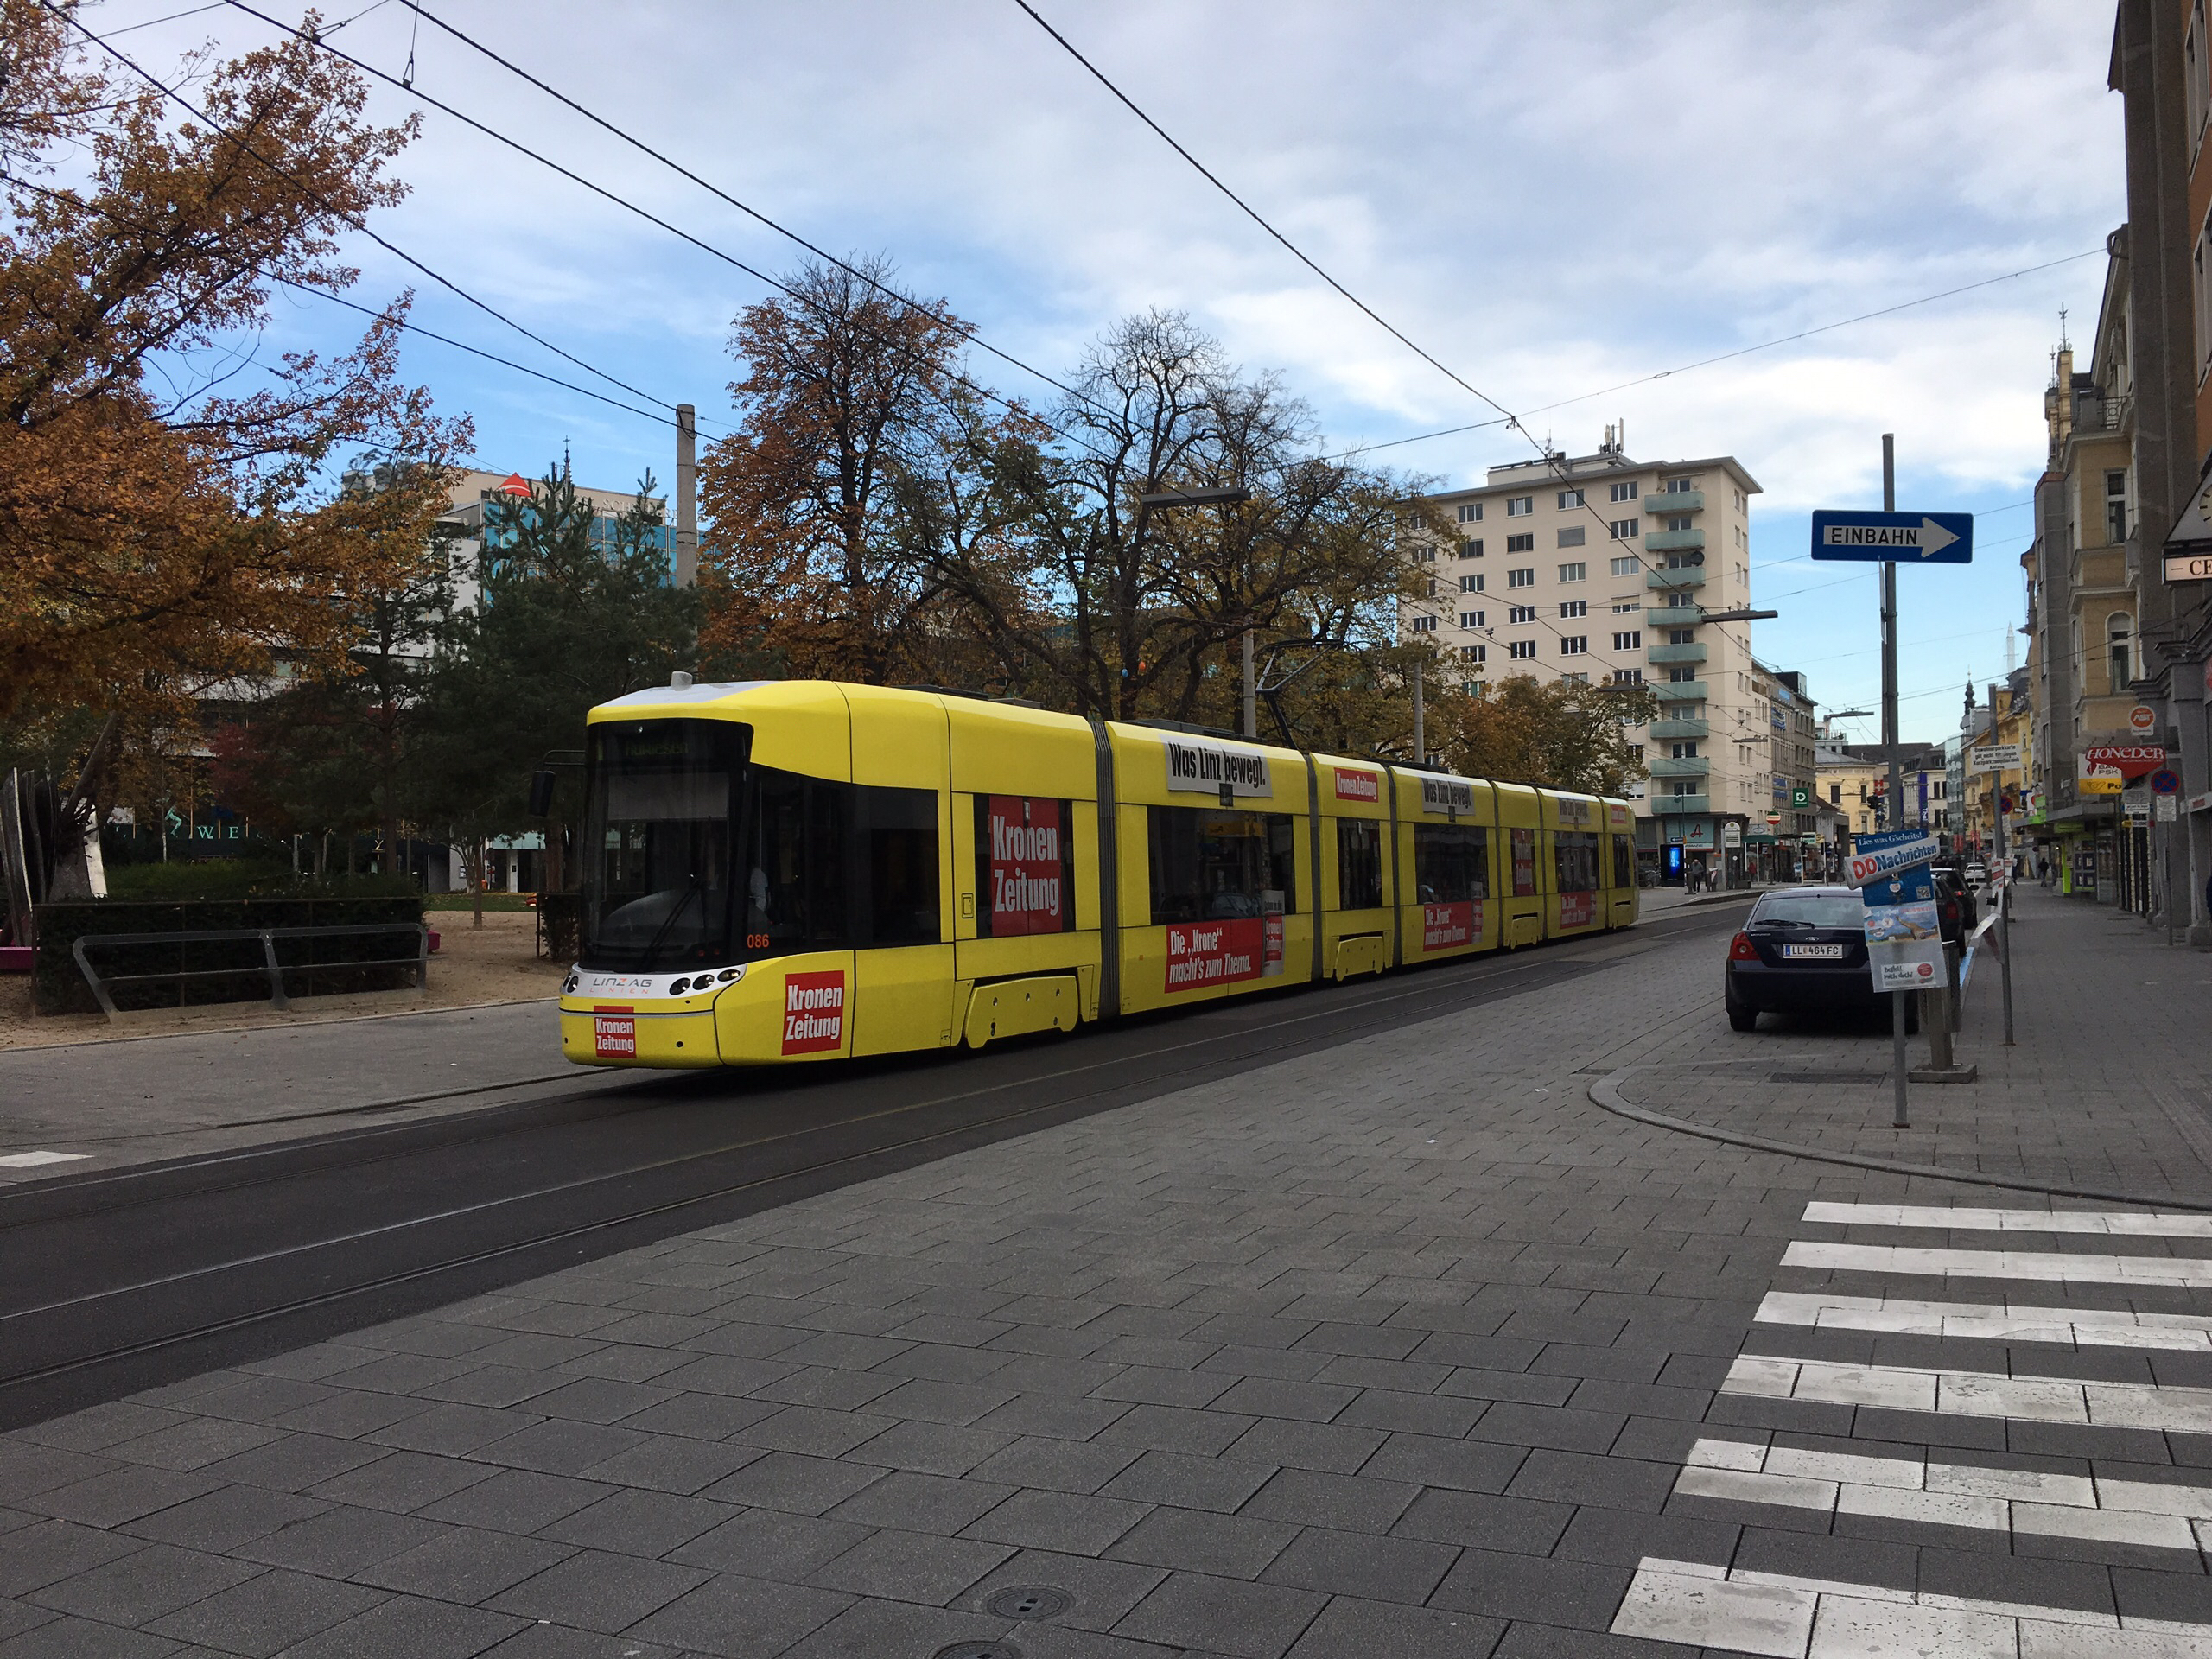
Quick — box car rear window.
[1751,893,1865,928]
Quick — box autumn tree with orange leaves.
[0,0,467,737]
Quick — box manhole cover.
[984,1585,1070,1621]
[933,1644,1024,1659]
[1769,1071,1891,1084]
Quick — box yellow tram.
[557,680,1639,1068]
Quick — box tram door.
[849,696,957,1056]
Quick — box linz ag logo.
[782,971,846,1054]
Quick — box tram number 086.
[746,933,770,950]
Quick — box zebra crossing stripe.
[1722,1353,2212,1431]
[1755,1289,2212,1349]
[1674,1438,2209,1551]
[1802,1201,2212,1236]
[1612,1554,2212,1656]
[1781,1240,2212,1287]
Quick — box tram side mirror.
[527,770,556,817]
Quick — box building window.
[2109,612,2133,690]
[1560,600,1587,619]
[1671,741,1699,759]
[1459,573,1484,594]
[1506,496,1533,517]
[1423,577,1436,596]
[1411,543,1435,563]
[1562,671,1589,684]
[1613,630,1641,651]
[1557,526,1586,548]
[1560,636,1587,656]
[1460,610,1485,628]
[1508,567,1535,588]
[1610,518,1640,540]
[1557,489,1585,508]
[1464,644,1487,664]
[1410,614,1436,633]
[1509,639,1537,660]
[1609,480,1639,503]
[1558,562,1586,582]
[1506,604,1536,624]
[2106,470,2128,544]
[1611,667,1643,685]
[1456,503,1483,523]
[2191,2,2209,152]
[1610,556,1639,576]
[1611,600,1641,613]
[1666,550,1704,569]
[1668,665,1698,683]
[1459,538,1483,557]
[1506,533,1535,554]
[1662,476,1695,493]
[1664,515,1694,533]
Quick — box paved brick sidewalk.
[0,908,2205,1657]
[1608,883,2212,1202]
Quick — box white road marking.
[1802,1201,2212,1237]
[1756,1289,2212,1350]
[1675,1439,2212,1551]
[1781,1240,2212,1288]
[1613,1555,2212,1657]
[0,1151,88,1169]
[1722,1355,2212,1433]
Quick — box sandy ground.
[0,910,567,1052]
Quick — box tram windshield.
[581,720,742,971]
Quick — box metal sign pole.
[1882,434,1908,1129]
[1993,762,2013,1045]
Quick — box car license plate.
[1781,944,1845,959]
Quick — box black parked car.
[1725,885,1919,1034]
[1929,868,1974,943]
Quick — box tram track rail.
[0,901,1741,1429]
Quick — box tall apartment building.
[1401,434,1766,868]
[435,468,677,611]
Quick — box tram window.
[975,795,1077,936]
[1611,834,1633,888]
[1510,827,1537,896]
[1147,806,1297,924]
[1413,823,1486,903]
[865,786,939,945]
[582,720,739,970]
[1336,819,1384,910]
[740,768,851,952]
[1554,830,1600,893]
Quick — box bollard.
[1910,938,1977,1084]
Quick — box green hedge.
[34,895,428,1015]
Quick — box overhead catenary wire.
[45,1,690,422]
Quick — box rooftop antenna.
[2057,303,2070,353]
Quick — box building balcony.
[1649,755,1711,779]
[1649,717,1709,741]
[1647,566,1706,592]
[1651,793,1710,815]
[1645,527,1707,553]
[1647,642,1707,665]
[1643,605,1701,627]
[1653,679,1707,701]
[1647,490,1704,514]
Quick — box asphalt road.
[0,902,1747,1431]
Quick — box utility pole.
[1993,762,2014,1045]
[675,404,699,590]
[1243,628,1257,741]
[1882,433,1908,1129]
[1413,658,1426,766]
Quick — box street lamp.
[1132,486,1256,734]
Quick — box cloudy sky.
[96,0,2119,741]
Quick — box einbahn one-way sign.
[1810,510,1974,563]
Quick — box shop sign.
[782,972,846,1053]
[2078,752,2127,794]
[1165,739,1271,798]
[2167,551,2212,582]
[1421,900,1476,950]
[1164,918,1264,990]
[1683,820,1715,849]
[2129,704,2158,735]
[1722,823,1743,848]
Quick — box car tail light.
[1729,932,1758,962]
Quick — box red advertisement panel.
[1421,901,1477,951]
[1511,828,1536,896]
[1333,767,1380,803]
[593,1006,636,1059]
[1560,891,1594,927]
[987,796,1065,935]
[782,971,847,1054]
[1164,918,1265,992]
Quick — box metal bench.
[70,922,429,1020]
